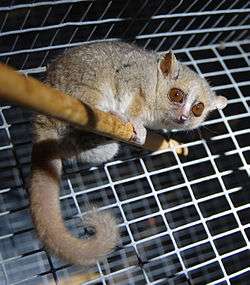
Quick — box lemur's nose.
[179,115,188,123]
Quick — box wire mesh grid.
[0,1,249,284]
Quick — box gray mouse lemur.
[29,41,227,266]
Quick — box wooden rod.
[0,63,171,151]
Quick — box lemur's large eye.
[168,88,185,103]
[192,102,205,117]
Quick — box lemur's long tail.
[29,133,119,266]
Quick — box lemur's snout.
[178,114,188,123]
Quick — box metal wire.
[0,1,249,284]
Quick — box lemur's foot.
[168,139,188,156]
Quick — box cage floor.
[0,40,250,285]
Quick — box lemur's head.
[152,51,227,130]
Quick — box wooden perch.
[0,63,174,151]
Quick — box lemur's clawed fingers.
[131,120,147,145]
[109,111,129,123]
[109,112,147,145]
[169,139,188,156]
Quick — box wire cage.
[0,0,249,284]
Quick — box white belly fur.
[97,84,132,115]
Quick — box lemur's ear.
[159,51,179,80]
[209,95,228,110]
[215,95,228,110]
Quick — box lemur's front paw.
[109,111,129,123]
[131,120,147,145]
[169,139,188,156]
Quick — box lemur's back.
[46,42,157,106]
